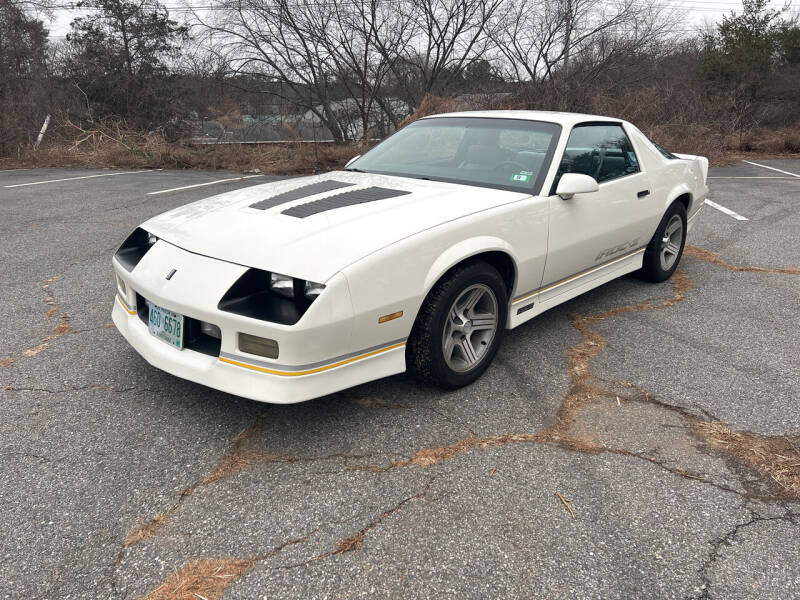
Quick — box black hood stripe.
[250,179,354,210]
[282,186,411,218]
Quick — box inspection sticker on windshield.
[511,171,533,183]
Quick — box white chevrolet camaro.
[112,111,708,403]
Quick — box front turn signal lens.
[239,333,279,359]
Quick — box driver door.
[541,123,652,300]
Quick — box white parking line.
[705,199,748,221]
[146,175,263,195]
[708,176,797,179]
[3,170,156,188]
[742,160,800,178]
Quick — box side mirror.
[344,155,361,168]
[556,173,599,199]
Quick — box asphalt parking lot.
[2,160,799,600]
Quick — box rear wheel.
[640,202,687,282]
[406,261,507,389]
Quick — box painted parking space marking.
[708,176,798,180]
[742,160,800,178]
[4,170,157,188]
[146,175,264,196]
[705,199,748,221]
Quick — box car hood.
[142,171,530,283]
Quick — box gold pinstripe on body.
[512,247,646,305]
[219,342,407,376]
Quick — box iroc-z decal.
[595,238,641,263]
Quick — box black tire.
[406,261,508,389]
[639,202,687,282]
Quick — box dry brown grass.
[141,558,255,600]
[0,116,366,174]
[7,138,362,174]
[737,125,800,154]
[684,245,800,275]
[692,420,800,499]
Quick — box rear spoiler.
[673,153,709,183]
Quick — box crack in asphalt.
[116,262,799,597]
[136,479,437,599]
[349,396,409,410]
[321,478,436,557]
[3,382,145,395]
[269,477,440,573]
[348,272,696,468]
[0,263,114,370]
[122,415,381,551]
[345,269,795,503]
[0,274,73,368]
[137,530,316,599]
[691,506,800,599]
[684,245,800,275]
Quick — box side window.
[557,124,640,184]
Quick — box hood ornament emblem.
[166,269,177,280]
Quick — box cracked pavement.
[1,163,799,599]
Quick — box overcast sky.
[44,0,798,40]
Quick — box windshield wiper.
[344,167,366,173]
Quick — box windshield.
[347,117,561,194]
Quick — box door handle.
[637,190,650,198]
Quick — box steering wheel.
[496,160,528,172]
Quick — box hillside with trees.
[1,0,798,171]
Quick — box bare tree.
[489,0,676,84]
[377,0,504,108]
[193,0,349,141]
[0,0,49,151]
[322,0,414,141]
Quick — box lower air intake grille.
[250,180,354,210]
[282,186,411,218]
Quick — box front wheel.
[640,202,687,282]
[406,261,508,389]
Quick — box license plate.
[147,302,184,349]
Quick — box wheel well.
[442,251,516,295]
[673,193,691,213]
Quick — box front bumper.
[111,240,406,404]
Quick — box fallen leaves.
[692,419,800,500]
[141,558,255,600]
[557,492,576,519]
